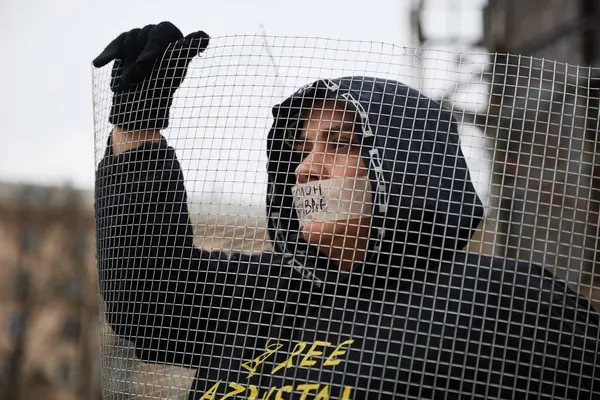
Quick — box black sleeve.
[95,136,283,367]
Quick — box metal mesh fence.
[92,34,600,399]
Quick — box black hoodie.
[95,76,600,399]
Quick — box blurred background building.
[412,0,600,305]
[0,182,101,399]
[481,0,600,303]
[483,0,600,64]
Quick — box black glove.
[93,21,210,131]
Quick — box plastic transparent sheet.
[92,36,600,399]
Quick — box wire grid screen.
[92,35,600,399]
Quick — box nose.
[295,150,326,184]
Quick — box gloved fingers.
[95,26,151,70]
[119,28,145,67]
[178,30,211,60]
[119,26,156,88]
[98,23,209,94]
[185,30,210,41]
[93,22,191,69]
[158,30,210,77]
[122,22,185,88]
[92,31,128,68]
[183,30,210,49]
[135,22,184,67]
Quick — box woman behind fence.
[94,22,600,399]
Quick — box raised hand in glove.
[93,22,210,131]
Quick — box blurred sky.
[0,0,415,190]
[0,0,486,195]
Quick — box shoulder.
[453,252,599,330]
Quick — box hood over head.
[265,76,483,287]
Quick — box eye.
[334,140,351,148]
[294,138,311,160]
[329,138,356,153]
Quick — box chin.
[301,218,367,263]
[302,220,340,251]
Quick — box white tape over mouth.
[291,177,373,226]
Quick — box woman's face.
[294,99,371,271]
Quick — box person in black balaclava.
[94,23,600,399]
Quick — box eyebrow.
[298,121,356,143]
